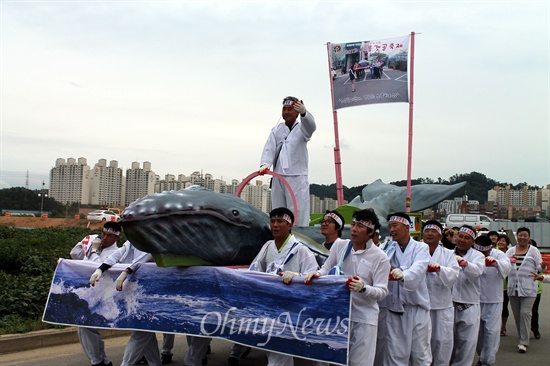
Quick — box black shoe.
[92,362,113,366]
[161,353,172,365]
[136,356,148,364]
[228,356,240,366]
[207,345,212,354]
[202,355,208,365]
[534,330,541,339]
[241,347,251,359]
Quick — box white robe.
[427,244,459,366]
[476,249,512,366]
[383,238,432,366]
[260,112,316,226]
[248,234,319,366]
[450,248,485,366]
[317,239,390,366]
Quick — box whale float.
[120,186,329,267]
[120,181,466,266]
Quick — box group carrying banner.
[329,35,410,109]
[43,259,352,365]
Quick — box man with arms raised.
[382,212,432,365]
[259,96,316,226]
[423,220,459,366]
[450,225,485,366]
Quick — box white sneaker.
[518,344,527,353]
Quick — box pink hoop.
[235,170,298,226]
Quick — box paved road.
[2,284,550,365]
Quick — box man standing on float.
[259,96,316,227]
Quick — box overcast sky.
[1,1,549,191]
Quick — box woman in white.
[505,227,543,353]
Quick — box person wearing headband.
[88,240,179,366]
[258,96,316,227]
[422,220,459,366]
[70,222,123,366]
[229,207,318,366]
[505,227,544,353]
[450,225,486,365]
[320,210,346,251]
[378,212,431,366]
[473,234,512,366]
[304,209,390,366]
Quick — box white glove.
[346,276,365,292]
[115,271,128,291]
[293,101,306,115]
[89,269,102,286]
[280,271,300,285]
[258,164,269,175]
[390,268,404,281]
[304,271,320,285]
[91,238,102,252]
[427,262,440,272]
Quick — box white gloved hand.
[346,276,365,292]
[293,101,306,115]
[115,271,128,291]
[91,238,102,252]
[280,271,300,285]
[89,269,102,286]
[427,262,440,272]
[390,268,404,281]
[258,164,270,175]
[304,271,320,285]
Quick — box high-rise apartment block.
[49,158,91,204]
[125,161,156,206]
[48,157,344,217]
[90,159,125,207]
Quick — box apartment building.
[125,161,156,206]
[49,157,91,204]
[90,159,125,207]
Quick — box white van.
[445,214,492,231]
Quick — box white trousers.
[374,307,388,366]
[271,175,310,226]
[162,333,175,356]
[509,296,536,346]
[476,302,502,366]
[451,303,480,366]
[430,307,454,366]
[266,351,294,366]
[121,331,161,366]
[77,327,110,365]
[385,305,432,366]
[314,321,377,366]
[184,336,212,366]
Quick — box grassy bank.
[0,226,111,334]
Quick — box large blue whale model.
[120,186,328,267]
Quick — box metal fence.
[490,222,550,249]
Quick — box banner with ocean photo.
[43,259,351,365]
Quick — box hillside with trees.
[310,171,540,204]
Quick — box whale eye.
[232,210,240,216]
